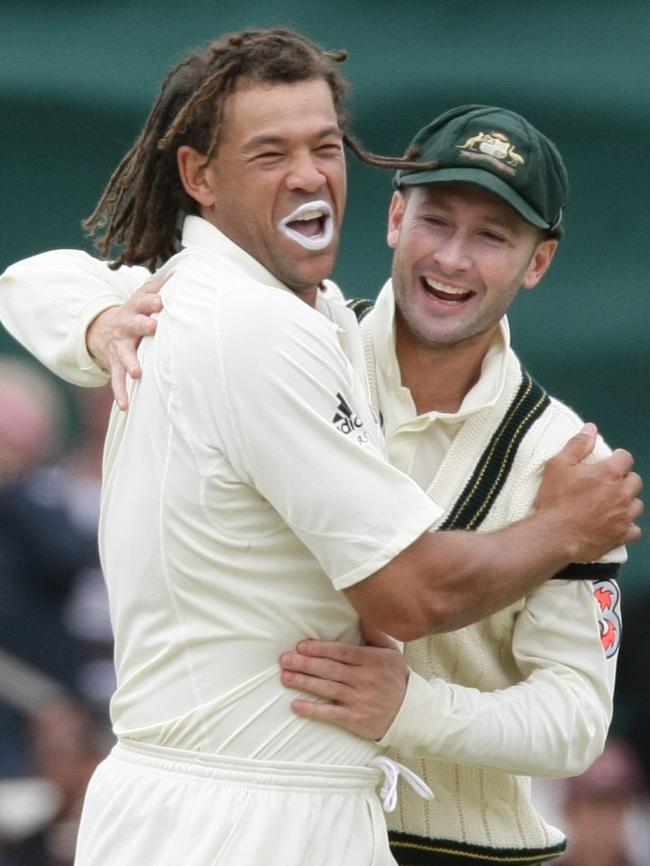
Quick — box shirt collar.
[180,215,357,352]
[371,279,511,423]
[181,215,292,294]
[181,217,346,323]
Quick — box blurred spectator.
[534,739,650,866]
[0,700,108,866]
[41,385,116,717]
[0,358,85,777]
[0,359,113,861]
[0,358,63,487]
[616,594,650,787]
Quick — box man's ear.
[177,145,216,207]
[387,191,406,249]
[522,238,559,290]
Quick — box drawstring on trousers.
[369,755,434,813]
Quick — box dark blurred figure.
[0,701,108,866]
[554,739,650,866]
[42,385,116,718]
[617,593,650,788]
[0,359,113,862]
[0,358,87,777]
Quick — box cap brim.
[395,167,550,231]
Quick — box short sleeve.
[216,291,441,589]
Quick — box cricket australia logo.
[457,130,525,175]
[332,392,368,444]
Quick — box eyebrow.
[241,125,343,154]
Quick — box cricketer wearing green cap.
[281,103,623,866]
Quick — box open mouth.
[278,201,334,251]
[421,277,475,305]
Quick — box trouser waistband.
[113,738,382,792]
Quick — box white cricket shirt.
[97,217,441,764]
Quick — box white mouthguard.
[278,200,334,251]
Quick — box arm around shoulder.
[345,426,641,639]
[0,250,146,386]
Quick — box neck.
[295,285,319,307]
[395,319,498,415]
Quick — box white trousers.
[75,740,398,866]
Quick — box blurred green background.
[1,0,648,591]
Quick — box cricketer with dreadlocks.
[0,28,642,866]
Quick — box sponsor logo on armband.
[594,580,622,658]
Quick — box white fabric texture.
[76,741,397,866]
[94,218,439,765]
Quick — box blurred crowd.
[0,353,648,866]
[0,357,113,865]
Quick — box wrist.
[525,507,579,569]
[86,305,119,370]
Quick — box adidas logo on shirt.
[332,392,365,436]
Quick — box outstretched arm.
[0,250,150,391]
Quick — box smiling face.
[180,77,346,301]
[388,182,558,350]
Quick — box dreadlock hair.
[84,28,351,270]
[84,27,439,271]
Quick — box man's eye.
[317,143,342,155]
[480,231,507,243]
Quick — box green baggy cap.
[393,105,569,237]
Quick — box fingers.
[605,448,635,478]
[629,491,644,519]
[623,470,643,498]
[281,667,351,702]
[624,523,643,544]
[106,285,163,407]
[133,289,163,317]
[142,271,172,295]
[111,363,130,412]
[557,422,598,464]
[290,699,351,726]
[281,650,358,688]
[625,490,644,542]
[294,639,368,665]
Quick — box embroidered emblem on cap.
[457,131,525,175]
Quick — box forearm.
[426,511,577,632]
[0,250,144,385]
[380,579,617,776]
[349,509,580,640]
[379,665,609,777]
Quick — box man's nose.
[431,234,471,273]
[285,152,327,193]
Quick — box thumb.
[558,422,598,465]
[143,271,172,294]
[361,620,401,650]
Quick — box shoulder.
[513,390,613,470]
[164,250,337,354]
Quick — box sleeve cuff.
[71,295,123,382]
[377,669,443,755]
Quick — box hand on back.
[86,277,166,409]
